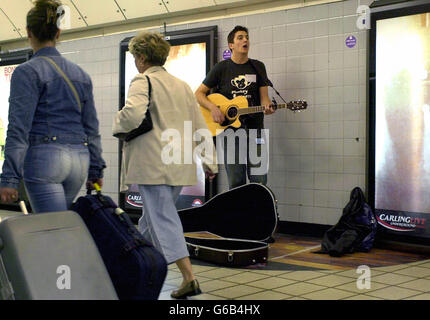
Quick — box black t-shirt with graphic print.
[203,58,270,129]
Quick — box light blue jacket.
[0,47,105,189]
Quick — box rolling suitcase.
[178,183,279,267]
[71,186,167,300]
[0,211,118,300]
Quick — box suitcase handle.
[87,183,112,209]
[86,182,102,195]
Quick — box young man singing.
[195,25,275,190]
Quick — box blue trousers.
[23,143,89,213]
[137,185,188,264]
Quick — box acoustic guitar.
[200,93,307,136]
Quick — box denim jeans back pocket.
[24,144,68,184]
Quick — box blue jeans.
[23,143,89,213]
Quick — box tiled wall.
[59,0,373,226]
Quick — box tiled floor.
[2,209,430,300]
[160,255,430,300]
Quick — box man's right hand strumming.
[210,106,225,124]
[195,83,225,124]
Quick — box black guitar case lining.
[178,183,278,267]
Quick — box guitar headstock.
[287,100,308,112]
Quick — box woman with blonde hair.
[113,31,217,299]
[0,0,105,211]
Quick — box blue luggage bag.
[72,187,167,300]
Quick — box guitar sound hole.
[227,107,238,119]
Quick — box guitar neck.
[237,104,287,115]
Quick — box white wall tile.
[343,85,359,103]
[300,139,315,155]
[329,34,345,52]
[313,208,328,225]
[343,15,358,34]
[329,87,344,104]
[301,190,314,206]
[344,156,365,174]
[287,56,301,73]
[301,155,314,172]
[329,69,343,87]
[314,20,329,38]
[326,208,342,225]
[328,156,344,173]
[314,37,329,54]
[315,88,329,105]
[271,10,287,26]
[301,55,314,72]
[314,190,329,207]
[328,139,343,156]
[344,50,359,68]
[329,2,344,18]
[286,8,301,24]
[299,206,315,223]
[287,24,301,41]
[273,41,287,58]
[343,103,360,121]
[300,6,317,22]
[343,120,360,138]
[280,204,300,221]
[329,51,344,69]
[301,22,315,39]
[301,172,314,189]
[344,139,365,156]
[273,25,287,42]
[314,173,329,190]
[329,121,343,139]
[314,53,329,71]
[314,156,329,173]
[286,40,301,56]
[328,173,344,191]
[314,122,329,139]
[344,0,359,16]
[328,190,345,208]
[343,68,359,85]
[314,3,330,20]
[329,17,344,35]
[299,38,314,55]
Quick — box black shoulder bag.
[114,75,153,142]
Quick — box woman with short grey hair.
[128,32,171,66]
[113,31,217,299]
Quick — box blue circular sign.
[345,35,357,48]
[223,49,232,60]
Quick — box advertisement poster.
[375,12,430,236]
[0,64,17,172]
[123,43,207,210]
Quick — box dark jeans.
[218,127,268,189]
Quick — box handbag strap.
[145,75,152,108]
[40,56,82,112]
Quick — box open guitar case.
[178,183,279,267]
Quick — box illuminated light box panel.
[368,0,430,243]
[0,49,32,211]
